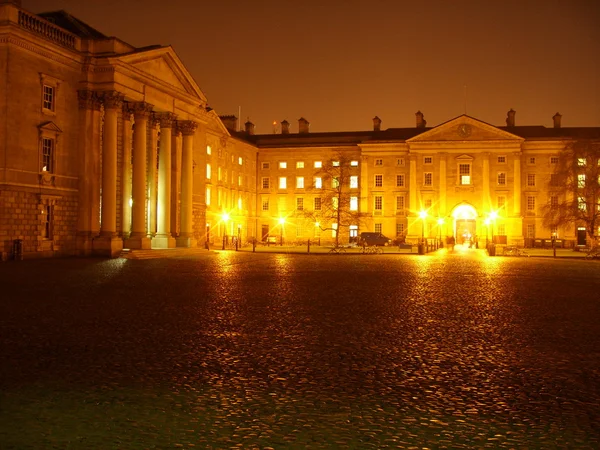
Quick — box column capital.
[77,90,101,111]
[122,101,135,118]
[155,112,177,128]
[99,91,125,109]
[178,120,198,136]
[132,102,154,119]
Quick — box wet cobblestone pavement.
[1,251,600,448]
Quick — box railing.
[18,10,77,49]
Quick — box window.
[296,224,304,238]
[314,225,321,238]
[262,177,270,189]
[498,156,506,164]
[527,196,536,212]
[527,224,535,238]
[43,85,55,112]
[551,225,558,236]
[578,174,586,188]
[424,156,433,164]
[206,163,211,179]
[396,174,405,187]
[279,161,287,169]
[332,223,338,237]
[351,160,359,167]
[578,158,586,167]
[550,174,559,186]
[529,157,536,165]
[296,198,304,210]
[261,162,270,170]
[332,177,339,189]
[332,161,340,167]
[314,177,322,189]
[396,158,405,166]
[314,161,322,168]
[207,145,212,155]
[314,197,322,210]
[550,196,558,209]
[424,172,432,186]
[375,174,383,187]
[41,137,55,172]
[550,156,559,165]
[375,223,382,233]
[497,224,506,236]
[497,172,506,186]
[374,196,383,211]
[206,186,211,206]
[396,196,405,213]
[375,159,383,166]
[527,173,536,187]
[262,198,269,211]
[41,204,53,239]
[296,161,304,169]
[497,196,506,209]
[238,175,242,186]
[238,196,242,210]
[332,197,338,210]
[218,167,222,181]
[296,177,304,189]
[578,196,586,211]
[279,177,287,189]
[396,223,405,236]
[350,175,358,188]
[459,164,471,185]
[424,199,432,209]
[350,196,358,211]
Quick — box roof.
[37,10,107,39]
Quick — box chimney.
[219,115,237,132]
[416,111,426,128]
[298,117,310,134]
[506,109,516,127]
[553,112,562,129]
[373,116,382,132]
[244,120,255,135]
[281,119,290,134]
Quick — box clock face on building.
[457,124,472,138]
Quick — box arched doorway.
[451,203,478,246]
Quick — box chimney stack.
[281,119,290,134]
[373,116,382,132]
[219,115,238,132]
[298,117,310,134]
[416,111,426,128]
[244,120,255,135]
[553,112,562,129]
[506,109,516,127]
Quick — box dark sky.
[22,0,600,132]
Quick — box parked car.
[359,232,392,246]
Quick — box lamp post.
[484,218,490,248]
[221,212,230,250]
[437,218,444,248]
[419,210,427,254]
[279,217,285,246]
[315,222,320,246]
[488,211,498,256]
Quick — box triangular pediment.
[116,47,207,102]
[407,115,524,143]
[38,121,62,133]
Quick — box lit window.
[424,157,433,164]
[498,156,506,164]
[351,160,359,167]
[497,196,506,209]
[424,172,432,186]
[262,198,269,211]
[279,161,287,169]
[332,223,338,237]
[314,161,322,168]
[396,174,405,187]
[239,156,243,165]
[238,175,242,186]
[314,177,322,189]
[350,196,358,211]
[527,173,535,187]
[218,167,222,181]
[374,174,383,187]
[375,159,383,166]
[262,162,270,169]
[296,161,304,169]
[41,137,54,172]
[333,161,340,167]
[279,177,287,189]
[238,196,242,209]
[296,177,304,189]
[459,164,470,185]
[332,177,339,189]
[206,163,211,179]
[314,197,321,210]
[578,196,586,211]
[207,145,211,155]
[296,198,304,210]
[578,158,586,167]
[332,197,338,210]
[374,196,383,211]
[497,172,506,186]
[43,85,55,111]
[550,156,559,164]
[206,186,211,205]
[350,176,358,188]
[578,174,586,188]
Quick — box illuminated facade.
[1,1,599,258]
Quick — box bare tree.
[542,140,600,247]
[300,151,365,247]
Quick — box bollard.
[307,239,311,253]
[252,238,256,253]
[13,239,23,261]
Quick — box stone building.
[1,0,599,258]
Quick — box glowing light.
[489,211,498,221]
[129,197,133,207]
[278,217,285,225]
[419,210,428,220]
[222,213,230,222]
[437,218,444,226]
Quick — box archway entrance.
[451,204,478,247]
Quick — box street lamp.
[315,222,320,246]
[484,218,490,247]
[437,218,444,247]
[489,211,498,244]
[419,210,427,242]
[279,217,285,246]
[221,212,230,249]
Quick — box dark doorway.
[261,224,269,242]
[577,227,587,246]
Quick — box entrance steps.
[120,247,210,260]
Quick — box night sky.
[22,0,600,133]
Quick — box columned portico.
[513,152,522,216]
[176,120,198,248]
[153,113,176,248]
[121,103,133,238]
[124,102,154,250]
[93,91,124,257]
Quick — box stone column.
[176,120,198,248]
[439,153,447,217]
[359,155,369,216]
[482,152,490,212]
[93,91,124,258]
[76,90,102,256]
[513,152,521,216]
[153,113,176,248]
[408,154,419,238]
[171,129,182,237]
[148,116,159,237]
[121,102,133,238]
[124,102,153,250]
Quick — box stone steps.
[120,247,210,260]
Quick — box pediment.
[117,47,207,102]
[407,115,524,143]
[38,121,62,133]
[456,154,473,161]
